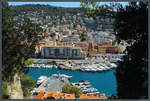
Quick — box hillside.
[10,4,83,17]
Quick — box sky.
[8,2,129,8]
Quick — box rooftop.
[34,91,75,100]
[34,91,107,100]
[98,45,117,48]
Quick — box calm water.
[27,68,117,96]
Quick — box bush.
[20,73,36,97]
[2,81,9,99]
[62,84,82,98]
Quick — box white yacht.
[84,68,89,71]
[99,63,109,70]
[110,63,118,68]
[36,76,47,85]
[52,73,72,79]
[97,68,103,71]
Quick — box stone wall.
[7,73,24,99]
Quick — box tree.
[81,1,148,99]
[2,2,42,82]
[2,81,9,99]
[80,33,86,41]
[62,84,82,98]
[80,1,116,19]
[20,73,36,98]
[114,2,148,99]
[2,2,43,99]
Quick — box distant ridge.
[10,4,83,17]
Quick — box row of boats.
[80,62,117,72]
[35,74,99,95]
[26,61,118,72]
[71,80,99,94]
[52,73,72,79]
[27,64,57,68]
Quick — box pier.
[25,57,118,72]
[33,76,70,93]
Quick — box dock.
[33,76,70,93]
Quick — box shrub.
[62,84,82,98]
[2,81,9,99]
[20,73,36,97]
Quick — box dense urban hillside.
[10,4,83,16]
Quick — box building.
[34,91,75,100]
[41,45,86,59]
[35,40,56,55]
[74,41,89,53]
[98,47,106,53]
[79,93,107,100]
[86,32,115,45]
[102,40,111,45]
[61,35,80,42]
[98,45,119,53]
[88,40,99,51]
[89,53,124,60]
[34,92,107,100]
[56,41,89,54]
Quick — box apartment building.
[86,32,115,45]
[41,45,86,59]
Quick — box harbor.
[32,74,101,95]
[27,67,117,96]
[25,57,119,72]
[26,55,120,98]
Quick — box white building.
[41,46,86,59]
[86,31,116,45]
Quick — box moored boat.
[36,76,47,85]
[52,73,72,79]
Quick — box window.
[59,48,63,55]
[75,49,78,56]
[66,48,70,56]
[72,49,75,57]
[43,47,46,56]
[49,48,53,55]
[55,48,60,57]
[63,48,65,55]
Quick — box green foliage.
[20,73,36,97]
[2,3,42,81]
[80,33,86,41]
[10,4,83,17]
[81,1,148,99]
[80,2,116,19]
[114,2,148,99]
[62,84,82,98]
[23,58,34,66]
[62,84,72,93]
[112,39,117,45]
[2,81,9,99]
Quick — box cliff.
[7,73,24,99]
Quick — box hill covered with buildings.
[10,4,124,60]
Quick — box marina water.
[27,68,117,96]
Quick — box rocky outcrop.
[7,73,24,99]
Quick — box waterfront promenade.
[27,57,118,72]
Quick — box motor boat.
[97,68,103,71]
[110,63,118,68]
[36,76,47,85]
[52,73,72,79]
